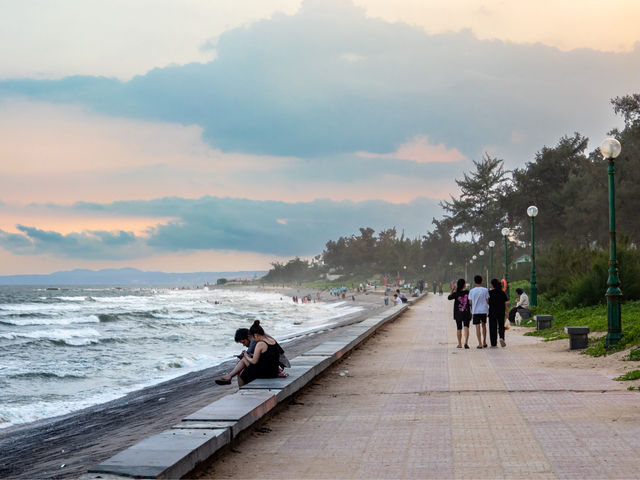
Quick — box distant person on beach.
[215,323,288,385]
[433,281,437,295]
[468,275,489,348]
[438,282,443,296]
[448,278,471,349]
[488,278,508,348]
[508,288,530,324]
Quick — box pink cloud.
[355,135,465,163]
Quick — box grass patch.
[615,369,640,381]
[523,299,640,357]
[625,348,640,361]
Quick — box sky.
[0,0,639,274]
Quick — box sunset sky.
[1,0,639,274]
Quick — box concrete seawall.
[81,295,424,479]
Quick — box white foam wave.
[56,296,87,301]
[0,315,100,326]
[0,303,84,314]
[0,328,100,345]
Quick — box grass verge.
[615,369,640,381]
[523,299,640,356]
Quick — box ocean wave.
[0,303,84,314]
[55,296,87,302]
[0,315,101,326]
[0,328,100,346]
[8,371,86,380]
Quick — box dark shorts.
[239,363,278,385]
[455,317,470,330]
[472,313,488,325]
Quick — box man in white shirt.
[508,288,530,323]
[393,294,402,305]
[468,275,490,348]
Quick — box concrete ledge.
[183,390,277,437]
[239,365,316,402]
[289,354,333,376]
[88,428,229,479]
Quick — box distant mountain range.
[0,268,267,286]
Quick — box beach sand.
[0,286,390,479]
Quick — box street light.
[601,137,623,346]
[479,250,485,285]
[501,227,510,299]
[527,206,539,306]
[488,240,495,283]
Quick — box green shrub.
[615,369,640,381]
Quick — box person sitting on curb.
[393,293,402,305]
[468,275,489,348]
[215,324,289,385]
[508,288,530,324]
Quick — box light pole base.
[605,294,622,347]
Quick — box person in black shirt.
[448,278,471,349]
[488,278,509,347]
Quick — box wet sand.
[0,288,389,479]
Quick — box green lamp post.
[601,137,623,347]
[527,205,538,306]
[488,240,495,284]
[479,250,485,285]
[501,227,510,299]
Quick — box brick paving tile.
[198,295,640,479]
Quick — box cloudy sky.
[0,0,639,274]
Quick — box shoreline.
[0,286,391,479]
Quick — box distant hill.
[0,268,267,286]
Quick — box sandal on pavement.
[464,344,469,349]
[477,345,483,349]
[457,345,462,349]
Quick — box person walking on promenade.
[488,278,508,348]
[448,278,471,349]
[468,275,489,348]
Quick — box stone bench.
[565,326,590,350]
[519,308,531,319]
[535,315,553,330]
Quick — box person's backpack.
[276,342,290,368]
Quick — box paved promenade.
[199,294,640,479]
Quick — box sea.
[0,286,362,429]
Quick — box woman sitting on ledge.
[216,320,280,386]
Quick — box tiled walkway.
[200,294,640,479]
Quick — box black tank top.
[253,341,280,378]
